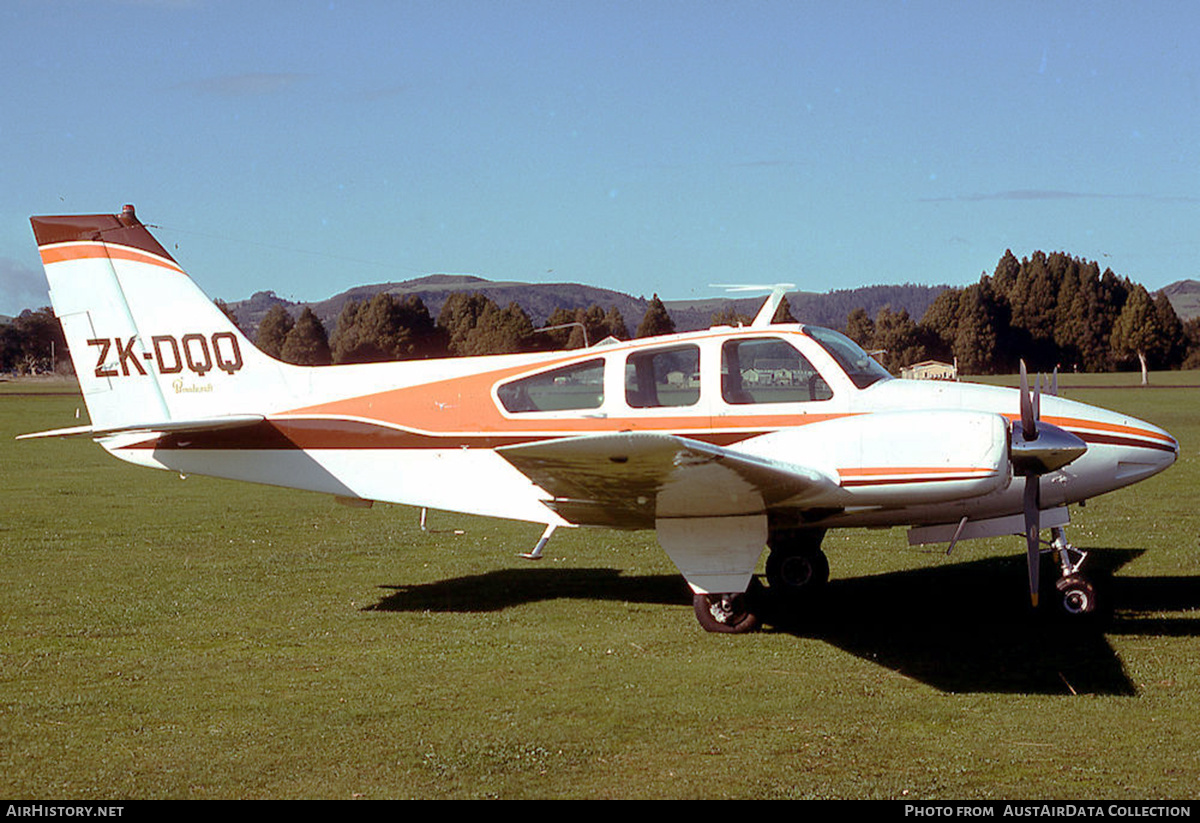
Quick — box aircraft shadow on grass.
[368,548,1200,695]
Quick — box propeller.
[1011,361,1087,607]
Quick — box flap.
[497,431,843,528]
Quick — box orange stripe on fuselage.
[285,351,854,438]
[839,466,997,478]
[1000,412,1176,447]
[837,466,1001,488]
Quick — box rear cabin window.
[721,338,832,404]
[625,345,700,408]
[497,359,605,413]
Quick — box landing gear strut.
[1047,527,1097,617]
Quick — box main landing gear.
[764,528,830,607]
[688,524,1099,633]
[692,587,761,634]
[691,529,830,634]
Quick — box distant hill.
[663,284,948,331]
[1158,279,1200,322]
[229,276,655,336]
[226,277,949,339]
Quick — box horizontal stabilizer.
[17,414,265,441]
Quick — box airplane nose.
[1109,416,1178,484]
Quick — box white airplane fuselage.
[25,206,1178,630]
[100,324,1175,533]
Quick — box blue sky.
[2,0,1197,317]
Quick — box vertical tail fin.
[30,205,288,431]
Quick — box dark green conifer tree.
[461,301,534,354]
[280,307,332,365]
[602,306,629,340]
[952,285,1000,374]
[331,293,444,363]
[256,305,294,359]
[437,292,494,356]
[1110,284,1161,385]
[843,307,875,348]
[772,295,798,324]
[636,294,675,338]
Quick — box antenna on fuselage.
[709,283,796,328]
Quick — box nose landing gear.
[1047,527,1098,617]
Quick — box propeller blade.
[1034,373,1042,420]
[1024,477,1041,607]
[1050,366,1059,397]
[1019,361,1037,440]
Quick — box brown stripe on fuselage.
[1077,432,1179,454]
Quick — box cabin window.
[497,359,605,413]
[625,345,700,408]
[805,326,891,389]
[720,338,832,404]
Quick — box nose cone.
[1108,415,1178,484]
[1033,391,1177,496]
[1064,405,1177,490]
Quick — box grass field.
[1,376,1197,799]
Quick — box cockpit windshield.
[804,326,892,389]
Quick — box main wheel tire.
[692,592,760,634]
[766,547,830,594]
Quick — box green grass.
[0,375,80,394]
[1,376,1198,798]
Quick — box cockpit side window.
[720,338,833,404]
[804,326,892,389]
[625,345,700,408]
[497,359,605,413]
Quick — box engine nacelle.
[735,410,1011,507]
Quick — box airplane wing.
[17,414,266,441]
[497,431,844,529]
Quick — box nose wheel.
[1046,527,1098,617]
[1056,575,1097,616]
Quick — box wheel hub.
[779,555,814,588]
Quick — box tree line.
[842,250,1199,382]
[0,307,66,375]
[249,290,685,365]
[3,252,1198,378]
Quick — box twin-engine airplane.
[22,206,1179,632]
